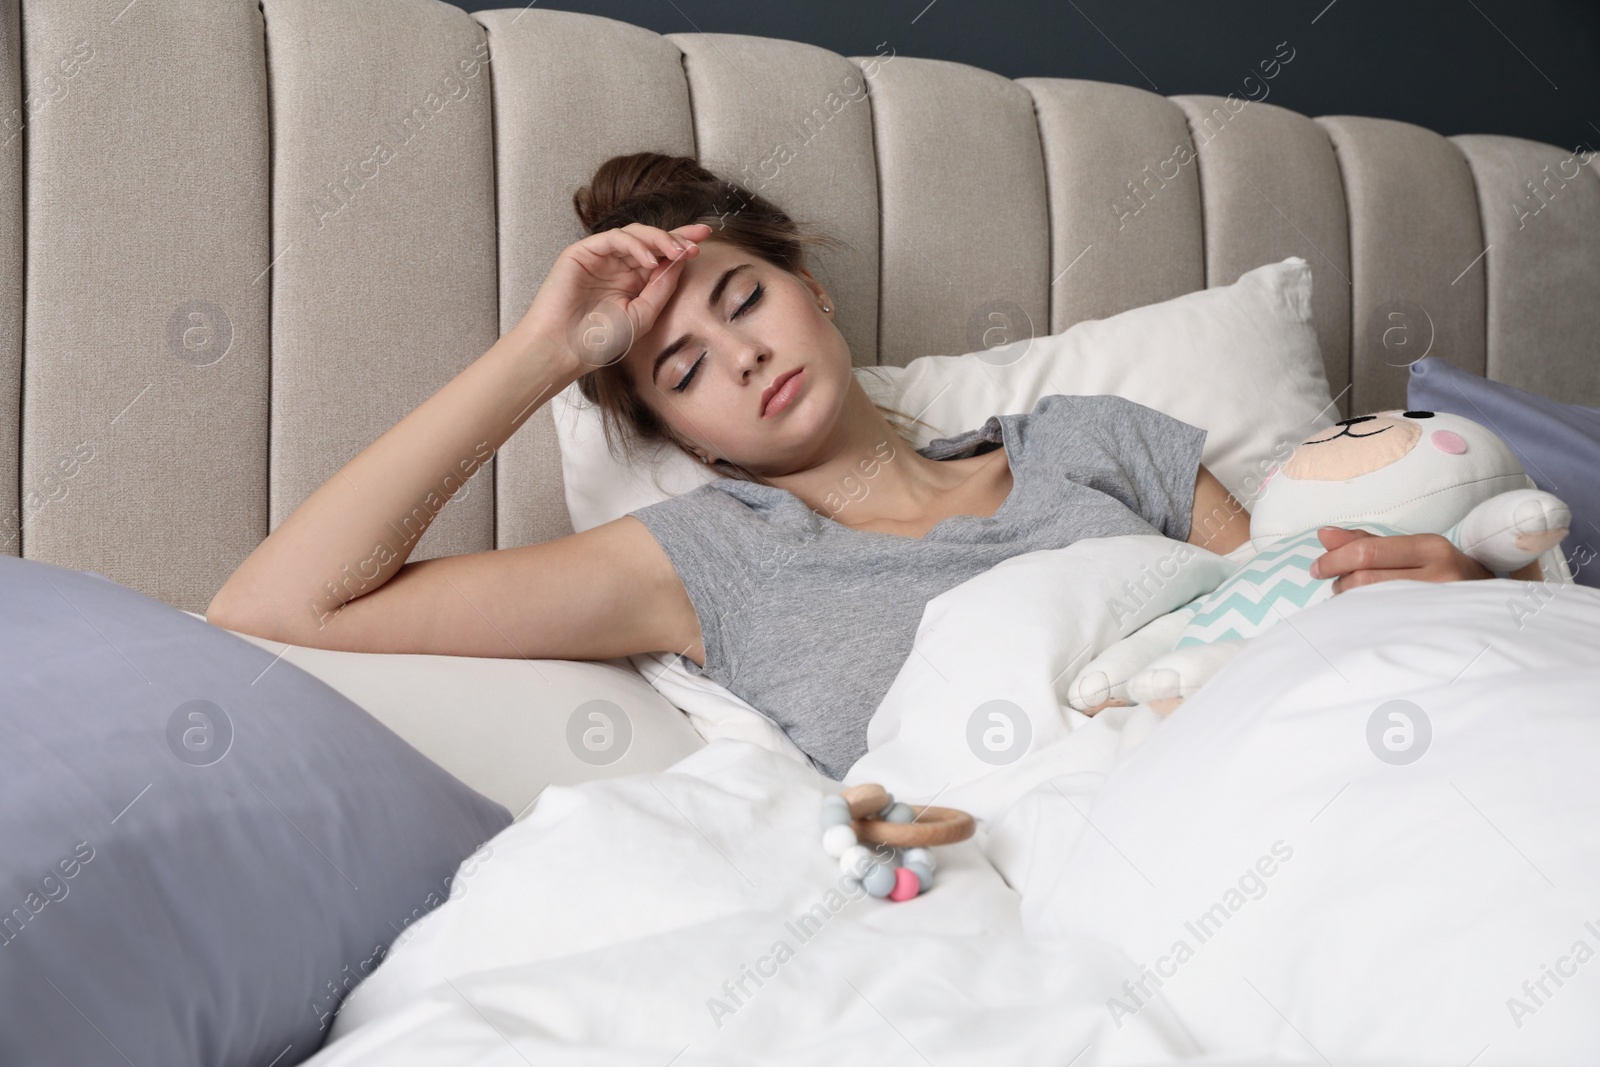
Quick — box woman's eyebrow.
[651,263,753,382]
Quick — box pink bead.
[888,866,921,902]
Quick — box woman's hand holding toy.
[1310,526,1493,593]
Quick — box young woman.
[208,153,1493,779]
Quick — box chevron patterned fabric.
[1174,524,1405,647]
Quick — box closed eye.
[672,284,765,393]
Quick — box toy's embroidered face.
[1250,407,1516,539]
[1281,410,1442,481]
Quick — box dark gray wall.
[452,0,1599,152]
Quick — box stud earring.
[822,304,831,313]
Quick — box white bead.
[839,844,873,878]
[903,847,936,872]
[821,824,857,857]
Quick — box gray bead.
[819,806,852,829]
[904,859,934,889]
[821,794,849,812]
[884,802,914,824]
[862,862,897,898]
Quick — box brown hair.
[570,151,935,487]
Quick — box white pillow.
[552,255,1336,530]
[190,613,708,818]
[551,256,1337,759]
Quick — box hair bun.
[572,152,725,235]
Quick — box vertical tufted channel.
[861,55,1049,370]
[1315,116,1489,415]
[0,0,19,561]
[1171,94,1353,420]
[1019,78,1205,334]
[1452,134,1600,407]
[264,0,499,572]
[20,0,270,612]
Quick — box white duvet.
[304,538,1600,1067]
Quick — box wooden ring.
[852,805,975,848]
[838,783,890,820]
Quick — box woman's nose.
[737,347,768,376]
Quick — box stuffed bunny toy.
[1066,409,1571,716]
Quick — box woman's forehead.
[628,239,748,374]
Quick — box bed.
[3,1,1599,1064]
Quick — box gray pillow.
[0,556,512,1066]
[1408,356,1600,587]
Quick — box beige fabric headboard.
[2,0,1596,614]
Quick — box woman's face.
[621,236,853,477]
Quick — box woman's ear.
[798,267,832,315]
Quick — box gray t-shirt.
[628,392,1208,780]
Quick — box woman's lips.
[762,368,804,417]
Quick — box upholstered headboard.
[2,0,1596,614]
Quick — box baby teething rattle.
[819,783,976,902]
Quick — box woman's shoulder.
[1028,391,1144,418]
[917,393,1103,460]
[629,478,756,520]
[629,476,816,538]
[1011,391,1109,440]
[1024,392,1193,437]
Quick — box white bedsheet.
[302,546,1600,1067]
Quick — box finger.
[647,243,692,288]
[1332,567,1425,594]
[621,222,691,261]
[623,221,709,262]
[666,223,710,257]
[672,222,712,241]
[1315,525,1372,550]
[658,236,698,269]
[580,229,658,272]
[1310,526,1366,576]
[666,223,709,259]
[616,231,661,270]
[1311,532,1391,579]
[627,249,691,330]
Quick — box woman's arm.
[207,221,708,635]
[206,324,583,633]
[1186,464,1252,556]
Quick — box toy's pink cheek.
[1430,430,1467,454]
